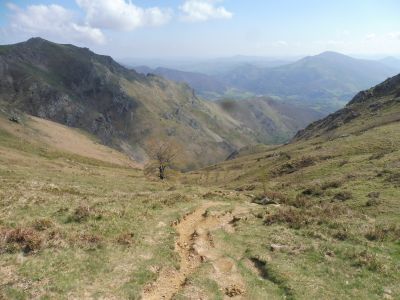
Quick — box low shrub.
[252,191,289,205]
[68,205,91,223]
[291,195,313,208]
[162,193,190,207]
[32,219,54,231]
[369,152,385,160]
[321,180,343,190]
[365,198,380,207]
[365,192,380,207]
[350,250,384,272]
[364,225,400,242]
[116,232,135,246]
[333,191,352,201]
[264,208,308,229]
[367,191,380,198]
[235,184,256,191]
[386,171,400,187]
[75,233,103,250]
[0,227,42,254]
[274,157,315,176]
[302,186,324,197]
[332,229,349,241]
[264,203,346,229]
[338,159,349,167]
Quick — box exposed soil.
[142,202,249,299]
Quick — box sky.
[0,0,399,59]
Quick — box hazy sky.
[0,0,399,59]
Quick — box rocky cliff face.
[0,38,142,145]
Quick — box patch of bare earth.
[142,202,248,299]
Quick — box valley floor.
[0,113,399,299]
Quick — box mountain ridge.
[216,51,398,112]
[0,38,320,169]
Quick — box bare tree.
[147,140,178,180]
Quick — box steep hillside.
[0,111,136,168]
[1,73,399,299]
[185,74,400,298]
[0,38,263,169]
[294,73,400,140]
[217,97,323,144]
[0,110,209,299]
[219,52,397,113]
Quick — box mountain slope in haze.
[217,97,323,144]
[219,51,398,113]
[380,56,400,72]
[133,66,229,99]
[122,56,292,76]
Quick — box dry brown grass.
[68,205,92,223]
[264,202,347,229]
[116,233,135,246]
[364,225,400,242]
[349,250,385,272]
[0,227,43,254]
[31,218,54,231]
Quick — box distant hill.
[218,51,398,113]
[122,56,292,76]
[380,56,400,71]
[133,66,229,99]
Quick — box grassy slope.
[1,112,399,299]
[0,113,212,299]
[1,83,399,299]
[186,97,400,298]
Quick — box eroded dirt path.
[142,201,249,299]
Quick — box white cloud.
[341,30,351,37]
[6,3,105,44]
[273,40,288,47]
[365,33,376,41]
[386,32,400,40]
[180,0,233,22]
[76,0,172,31]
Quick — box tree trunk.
[159,166,166,180]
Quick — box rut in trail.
[142,201,249,300]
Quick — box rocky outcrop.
[293,73,400,141]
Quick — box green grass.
[1,91,400,298]
[0,127,206,298]
[187,118,400,299]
